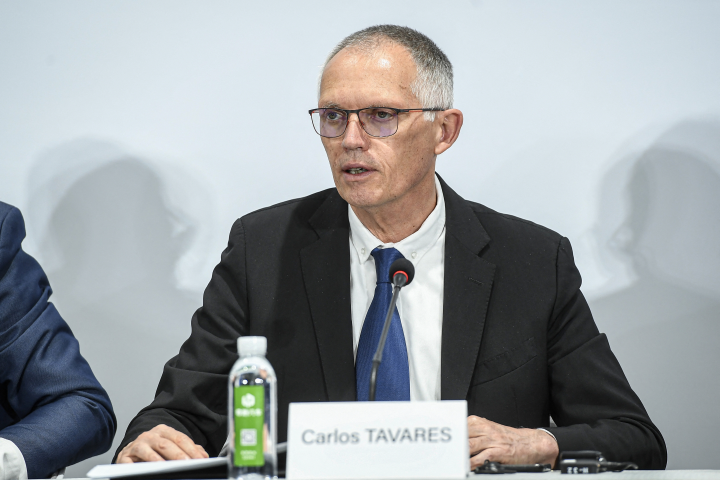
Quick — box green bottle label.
[233,385,265,467]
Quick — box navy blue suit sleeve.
[545,237,667,468]
[0,203,116,478]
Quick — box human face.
[318,44,439,212]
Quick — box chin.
[337,186,383,210]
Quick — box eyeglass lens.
[311,108,399,138]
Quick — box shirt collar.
[348,174,446,266]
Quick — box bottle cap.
[237,336,267,356]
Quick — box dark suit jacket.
[118,177,666,469]
[0,202,116,478]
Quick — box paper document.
[87,457,226,479]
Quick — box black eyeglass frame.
[308,107,446,138]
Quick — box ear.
[434,109,463,155]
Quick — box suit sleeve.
[114,219,248,460]
[0,205,116,479]
[544,237,667,469]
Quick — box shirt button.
[361,248,366,255]
[411,252,417,259]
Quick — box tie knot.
[370,247,405,284]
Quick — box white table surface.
[468,471,720,479]
[58,471,720,480]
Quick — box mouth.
[340,162,375,181]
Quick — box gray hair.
[321,25,453,121]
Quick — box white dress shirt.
[0,438,28,480]
[349,174,446,401]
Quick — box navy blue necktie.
[356,247,411,401]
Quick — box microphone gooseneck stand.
[368,257,415,402]
[368,277,406,402]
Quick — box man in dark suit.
[0,202,116,479]
[116,25,666,469]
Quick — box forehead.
[319,43,418,108]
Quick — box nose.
[342,112,370,150]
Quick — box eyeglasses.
[308,107,445,138]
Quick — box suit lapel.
[300,191,356,401]
[439,177,496,400]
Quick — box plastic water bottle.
[228,336,278,480]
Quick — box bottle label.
[233,385,265,467]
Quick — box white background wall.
[1,0,719,474]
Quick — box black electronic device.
[559,451,638,474]
[474,460,551,474]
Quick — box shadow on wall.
[589,120,720,469]
[26,140,201,476]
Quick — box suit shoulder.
[0,201,20,228]
[234,188,336,232]
[0,202,26,261]
[466,200,564,245]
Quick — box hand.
[116,424,209,463]
[467,416,558,469]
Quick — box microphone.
[368,258,415,401]
[389,258,415,288]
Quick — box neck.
[351,174,437,244]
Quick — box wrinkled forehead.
[319,43,418,104]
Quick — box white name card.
[286,401,469,480]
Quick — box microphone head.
[389,258,415,286]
